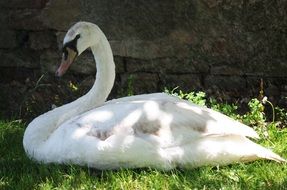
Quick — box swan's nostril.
[55,70,60,77]
[55,69,63,77]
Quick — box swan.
[23,21,285,169]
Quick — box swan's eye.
[62,34,80,57]
[63,48,68,60]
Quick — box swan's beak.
[55,48,77,77]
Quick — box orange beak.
[55,48,77,77]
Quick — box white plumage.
[23,22,285,169]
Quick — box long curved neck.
[23,31,115,155]
[88,34,115,106]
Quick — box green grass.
[0,119,286,190]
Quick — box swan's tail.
[240,139,286,163]
[183,135,286,167]
[259,151,286,163]
[224,135,286,164]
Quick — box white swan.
[23,22,285,169]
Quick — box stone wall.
[1,0,287,119]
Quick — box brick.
[9,9,45,30]
[0,0,48,9]
[0,49,39,68]
[0,29,17,48]
[29,31,55,50]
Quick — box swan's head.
[56,22,101,77]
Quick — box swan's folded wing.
[73,96,259,144]
[116,97,258,138]
[117,96,259,139]
[109,98,260,148]
[160,99,259,139]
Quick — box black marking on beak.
[62,34,80,60]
